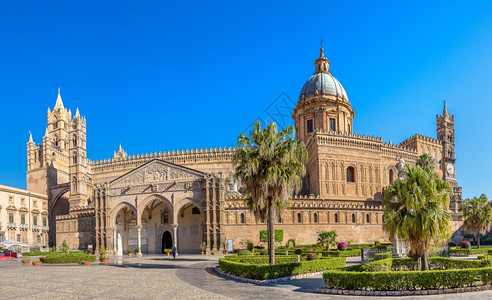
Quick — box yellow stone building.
[0,184,49,248]
[26,48,462,254]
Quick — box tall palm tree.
[234,121,307,265]
[416,153,435,172]
[383,164,452,270]
[460,194,492,248]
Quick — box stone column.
[205,178,211,254]
[137,226,142,257]
[173,224,178,248]
[212,178,217,251]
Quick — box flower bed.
[449,247,489,256]
[40,253,96,264]
[219,256,345,280]
[322,257,492,291]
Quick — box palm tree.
[460,194,492,248]
[234,121,307,265]
[317,231,338,250]
[383,164,452,270]
[416,153,435,171]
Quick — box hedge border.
[219,257,345,280]
[323,267,492,291]
[40,255,96,264]
[316,285,492,296]
[214,266,326,285]
[449,247,489,256]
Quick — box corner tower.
[293,44,355,143]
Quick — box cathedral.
[26,47,462,254]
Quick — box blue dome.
[299,72,348,101]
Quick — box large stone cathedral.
[26,47,462,254]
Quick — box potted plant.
[32,260,42,266]
[81,260,91,265]
[86,249,92,256]
[126,250,132,257]
[211,250,217,255]
[99,245,106,256]
[164,248,171,256]
[200,242,207,255]
[100,256,109,263]
[22,258,30,264]
[134,248,140,256]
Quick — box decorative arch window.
[54,135,59,147]
[73,134,78,147]
[306,119,314,133]
[334,213,338,223]
[366,214,370,224]
[297,213,302,223]
[313,213,318,223]
[73,153,77,164]
[72,176,77,193]
[240,213,245,224]
[352,213,356,223]
[192,207,200,214]
[389,169,394,184]
[346,166,355,182]
[277,214,282,223]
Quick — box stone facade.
[0,184,49,248]
[26,47,462,254]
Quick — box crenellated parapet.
[90,147,237,174]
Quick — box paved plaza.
[1,255,492,299]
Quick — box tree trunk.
[268,198,275,265]
[420,252,428,271]
[477,232,481,248]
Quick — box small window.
[348,124,351,133]
[21,214,26,225]
[21,198,25,205]
[0,233,4,242]
[313,213,318,223]
[277,214,282,223]
[8,196,13,204]
[37,235,41,243]
[352,214,356,223]
[334,213,338,223]
[9,213,14,223]
[17,234,21,242]
[43,217,47,227]
[192,207,200,215]
[366,214,370,224]
[33,216,38,226]
[329,118,336,131]
[389,169,394,184]
[297,213,302,223]
[347,167,355,182]
[33,200,37,207]
[42,202,47,209]
[240,213,245,224]
[307,119,314,133]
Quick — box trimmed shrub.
[286,239,296,248]
[374,252,392,261]
[294,249,302,255]
[40,254,96,264]
[306,253,319,261]
[337,242,348,251]
[259,229,284,243]
[321,249,361,257]
[219,257,345,280]
[246,241,254,251]
[461,241,471,249]
[259,249,268,255]
[449,247,488,256]
[238,250,253,256]
[323,267,492,290]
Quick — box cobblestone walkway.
[2,255,492,299]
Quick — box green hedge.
[449,247,489,255]
[219,257,345,280]
[280,249,361,257]
[224,255,298,264]
[361,257,490,272]
[259,229,284,243]
[374,252,392,261]
[40,254,96,264]
[323,268,492,290]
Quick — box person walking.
[171,245,177,259]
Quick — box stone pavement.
[2,255,492,299]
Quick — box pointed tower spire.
[443,99,448,116]
[54,87,64,110]
[74,100,80,118]
[314,39,330,74]
[28,131,33,143]
[119,142,123,152]
[44,126,49,137]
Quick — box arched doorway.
[162,231,172,251]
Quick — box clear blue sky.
[0,1,491,199]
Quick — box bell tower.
[68,106,90,208]
[436,101,461,213]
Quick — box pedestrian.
[171,245,177,259]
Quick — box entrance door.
[162,231,172,252]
